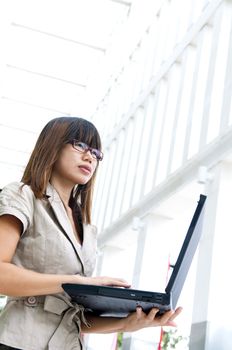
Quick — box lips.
[78,165,92,174]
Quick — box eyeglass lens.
[73,141,103,161]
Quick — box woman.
[0,117,182,350]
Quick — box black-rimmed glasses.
[71,140,104,161]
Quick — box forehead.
[72,124,100,148]
[76,135,99,148]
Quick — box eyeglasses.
[71,140,104,161]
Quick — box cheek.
[93,163,98,173]
[53,152,75,174]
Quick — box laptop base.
[62,284,171,317]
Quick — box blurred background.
[1,0,232,349]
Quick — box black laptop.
[62,194,206,317]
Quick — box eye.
[91,149,100,159]
[75,141,87,150]
[91,149,103,161]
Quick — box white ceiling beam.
[0,121,37,134]
[6,64,86,88]
[11,22,106,53]
[109,0,131,6]
[0,160,24,168]
[0,145,30,154]
[1,96,71,116]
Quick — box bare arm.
[0,215,130,297]
[82,307,183,334]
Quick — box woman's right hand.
[77,275,131,288]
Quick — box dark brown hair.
[21,116,102,226]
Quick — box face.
[51,143,98,186]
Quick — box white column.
[190,161,232,349]
[122,212,172,350]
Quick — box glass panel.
[171,46,197,172]
[207,4,232,142]
[94,141,117,231]
[120,109,144,214]
[131,94,157,205]
[112,118,134,221]
[103,129,125,227]
[144,79,168,194]
[188,25,213,158]
[155,63,181,185]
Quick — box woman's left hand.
[121,306,183,332]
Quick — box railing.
[91,0,232,236]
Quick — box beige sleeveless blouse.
[0,182,97,350]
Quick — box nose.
[83,150,94,162]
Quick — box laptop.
[62,194,207,317]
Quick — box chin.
[77,177,91,185]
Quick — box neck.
[49,179,73,207]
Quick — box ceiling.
[0,0,132,187]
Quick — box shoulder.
[0,182,34,202]
[0,182,35,232]
[1,181,32,194]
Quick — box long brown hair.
[21,116,102,225]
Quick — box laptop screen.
[165,194,207,308]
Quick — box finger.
[115,278,128,283]
[158,310,175,325]
[136,306,143,317]
[147,307,160,321]
[104,277,131,287]
[112,278,131,287]
[163,307,183,327]
[167,307,183,322]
